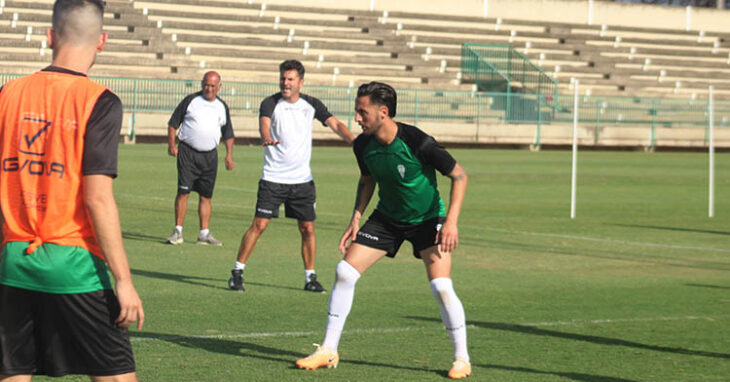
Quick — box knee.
[335,260,361,285]
[298,222,315,237]
[249,218,269,234]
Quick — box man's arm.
[84,174,144,330]
[437,163,467,254]
[324,116,355,145]
[167,126,178,156]
[259,116,281,146]
[339,175,376,253]
[223,137,236,170]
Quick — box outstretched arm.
[339,175,376,253]
[84,174,145,330]
[325,116,355,145]
[437,163,467,254]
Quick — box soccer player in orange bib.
[0,1,144,380]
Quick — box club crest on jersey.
[397,164,405,179]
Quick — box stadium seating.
[2,0,728,98]
[1,0,728,146]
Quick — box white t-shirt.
[168,93,233,152]
[259,93,332,184]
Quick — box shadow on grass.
[123,231,168,244]
[131,269,225,290]
[608,223,730,236]
[685,283,730,290]
[131,268,302,292]
[406,316,730,360]
[481,363,637,382]
[130,331,443,376]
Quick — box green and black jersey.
[353,122,456,224]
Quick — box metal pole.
[132,78,138,141]
[347,86,353,131]
[414,91,419,126]
[476,94,481,141]
[709,85,715,218]
[571,80,579,219]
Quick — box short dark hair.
[357,82,397,117]
[52,0,105,30]
[279,59,305,78]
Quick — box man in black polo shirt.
[167,71,235,246]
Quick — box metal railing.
[461,43,559,124]
[2,73,728,146]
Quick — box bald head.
[52,0,104,47]
[201,71,222,101]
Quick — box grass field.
[37,144,729,381]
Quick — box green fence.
[1,73,729,146]
[461,43,559,124]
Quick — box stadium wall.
[257,0,730,33]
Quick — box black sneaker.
[228,269,245,291]
[304,274,326,293]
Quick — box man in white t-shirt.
[228,60,354,292]
[167,71,235,246]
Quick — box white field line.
[115,192,730,254]
[130,314,730,343]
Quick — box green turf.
[36,144,729,381]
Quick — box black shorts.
[353,210,445,258]
[0,284,135,377]
[254,179,316,221]
[177,141,218,198]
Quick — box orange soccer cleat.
[295,344,339,370]
[448,357,472,379]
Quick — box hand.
[436,220,458,254]
[168,145,178,157]
[261,138,281,146]
[225,156,236,171]
[114,279,145,330]
[338,218,360,254]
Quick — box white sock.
[430,277,469,362]
[199,228,210,238]
[234,262,246,271]
[175,225,183,233]
[305,269,315,283]
[322,260,361,351]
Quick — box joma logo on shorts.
[357,232,379,241]
[257,207,273,214]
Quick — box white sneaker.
[166,229,183,245]
[197,232,222,246]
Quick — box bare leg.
[236,217,271,263]
[174,193,190,226]
[298,221,316,270]
[199,196,212,230]
[91,372,139,382]
[0,375,32,382]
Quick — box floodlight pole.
[571,81,579,219]
[709,85,714,218]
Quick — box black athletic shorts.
[177,141,218,198]
[0,284,135,377]
[254,179,316,221]
[353,210,445,258]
